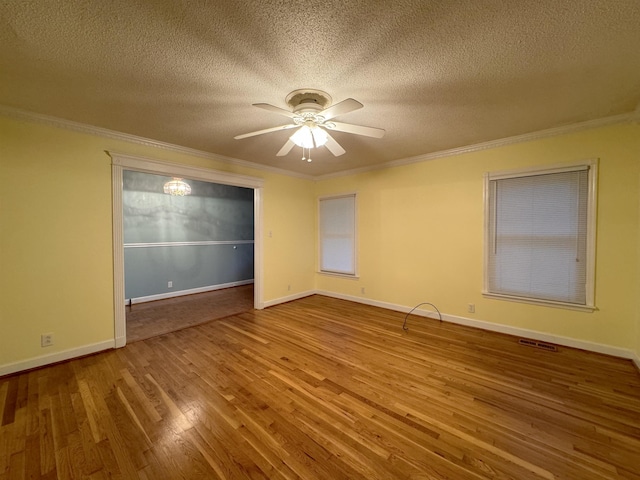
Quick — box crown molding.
[0,105,314,180]
[315,111,640,181]
[2,104,638,182]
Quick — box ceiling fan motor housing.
[286,89,332,114]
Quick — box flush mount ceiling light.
[163,177,192,196]
[234,89,385,162]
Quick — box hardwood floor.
[2,295,639,479]
[126,285,254,342]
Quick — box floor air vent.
[518,338,558,352]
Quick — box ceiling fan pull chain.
[300,146,312,162]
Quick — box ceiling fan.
[234,89,385,161]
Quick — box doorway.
[110,152,264,347]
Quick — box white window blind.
[319,194,356,275]
[486,167,591,305]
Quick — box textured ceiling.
[1,0,639,176]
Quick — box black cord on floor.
[402,302,442,331]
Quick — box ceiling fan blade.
[324,132,346,156]
[321,98,363,120]
[324,121,385,138]
[253,103,297,118]
[276,139,296,156]
[234,123,297,140]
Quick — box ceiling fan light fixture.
[311,126,328,147]
[290,126,312,148]
[290,125,328,149]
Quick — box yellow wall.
[2,113,639,370]
[316,123,640,352]
[0,115,315,367]
[262,172,316,300]
[637,169,640,361]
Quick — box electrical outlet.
[468,304,475,313]
[361,287,365,294]
[168,281,173,288]
[288,284,291,291]
[41,333,54,347]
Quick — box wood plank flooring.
[2,295,639,479]
[126,285,254,342]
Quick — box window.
[319,194,357,275]
[484,161,597,309]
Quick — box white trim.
[127,280,254,305]
[109,151,265,188]
[110,152,265,346]
[0,340,114,378]
[317,191,359,201]
[0,105,312,180]
[112,164,126,348]
[481,292,596,312]
[585,161,598,308]
[124,240,254,248]
[315,290,636,361]
[315,112,639,180]
[317,271,360,279]
[485,159,596,181]
[262,290,316,308]
[482,173,492,295]
[253,187,265,310]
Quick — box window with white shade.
[319,194,357,275]
[484,161,597,309]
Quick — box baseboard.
[126,279,254,305]
[5,291,637,378]
[315,290,637,362]
[316,290,416,314]
[437,312,635,360]
[263,290,316,308]
[633,353,640,373]
[0,340,115,378]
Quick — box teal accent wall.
[123,170,254,299]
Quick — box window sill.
[482,292,596,312]
[318,271,360,280]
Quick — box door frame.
[110,151,265,347]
